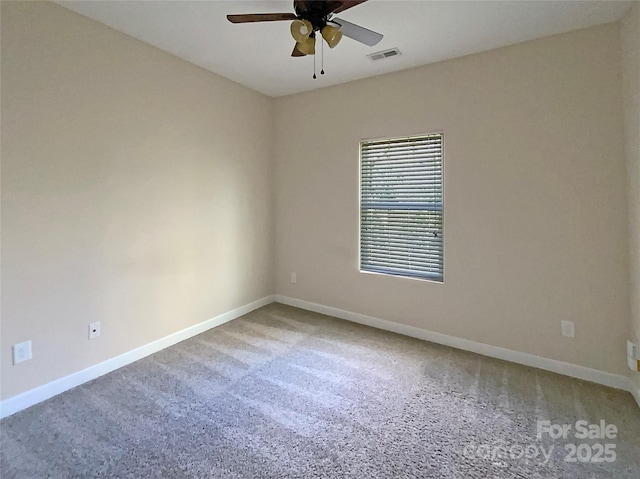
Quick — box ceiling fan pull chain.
[321,38,325,75]
[313,50,316,79]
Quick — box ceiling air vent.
[367,48,402,61]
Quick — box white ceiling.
[57,1,633,97]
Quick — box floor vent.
[367,48,402,61]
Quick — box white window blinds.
[360,134,444,282]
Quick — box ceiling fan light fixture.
[321,25,343,48]
[296,35,316,55]
[290,19,313,43]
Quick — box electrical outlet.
[290,272,297,284]
[12,340,32,365]
[628,340,640,372]
[561,320,575,338]
[88,321,101,340]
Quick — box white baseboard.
[3,294,636,418]
[274,295,634,396]
[0,295,275,419]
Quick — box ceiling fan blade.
[227,13,297,23]
[331,17,383,46]
[332,1,369,14]
[292,44,306,57]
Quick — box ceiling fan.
[227,0,383,58]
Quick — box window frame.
[358,132,445,283]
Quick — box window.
[359,133,444,282]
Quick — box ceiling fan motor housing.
[294,0,337,31]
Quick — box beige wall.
[0,2,274,400]
[274,24,630,375]
[621,3,640,392]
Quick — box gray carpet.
[1,303,639,478]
